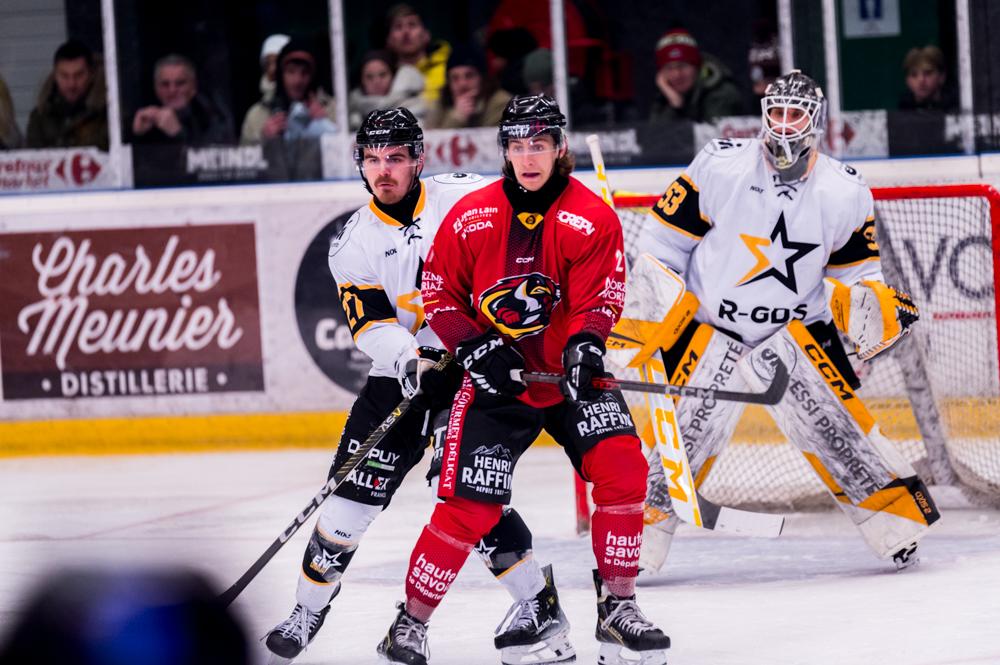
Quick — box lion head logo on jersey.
[479,273,561,338]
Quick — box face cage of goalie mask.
[760,95,826,170]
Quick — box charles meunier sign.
[0,224,264,400]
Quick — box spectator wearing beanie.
[650,27,743,124]
[424,43,511,129]
[258,34,290,103]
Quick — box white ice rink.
[1,445,999,665]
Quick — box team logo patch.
[478,273,561,338]
[736,212,819,293]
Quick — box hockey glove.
[828,278,919,361]
[561,332,606,403]
[455,330,527,397]
[399,346,463,412]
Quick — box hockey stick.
[516,358,789,406]
[217,354,452,607]
[586,134,613,207]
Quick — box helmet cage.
[760,91,826,170]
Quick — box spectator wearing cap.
[522,48,554,97]
[424,44,511,129]
[650,28,743,124]
[384,4,451,104]
[26,39,108,150]
[131,54,233,145]
[240,39,337,144]
[348,50,425,129]
[258,34,290,104]
[899,45,957,112]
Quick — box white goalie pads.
[740,320,940,558]
[826,278,920,360]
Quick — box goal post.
[611,184,1000,510]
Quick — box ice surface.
[1,446,998,665]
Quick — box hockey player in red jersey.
[378,95,670,665]
[263,109,571,665]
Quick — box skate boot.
[494,564,576,664]
[378,601,430,665]
[593,570,670,665]
[264,602,332,663]
[892,542,919,571]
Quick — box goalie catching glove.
[828,278,919,361]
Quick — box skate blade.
[500,635,577,665]
[598,642,668,665]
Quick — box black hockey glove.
[400,347,464,412]
[561,332,606,403]
[455,330,527,397]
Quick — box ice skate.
[378,601,430,665]
[593,570,670,665]
[494,564,576,664]
[263,600,333,664]
[892,542,919,571]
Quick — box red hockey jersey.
[422,176,626,407]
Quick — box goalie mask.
[497,94,567,163]
[354,107,424,195]
[760,69,826,178]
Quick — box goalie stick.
[516,358,789,406]
[217,353,453,607]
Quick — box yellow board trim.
[0,410,566,457]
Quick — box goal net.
[613,184,1000,510]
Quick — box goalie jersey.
[329,172,486,377]
[638,137,884,346]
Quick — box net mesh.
[614,186,1000,509]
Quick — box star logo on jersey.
[736,212,819,293]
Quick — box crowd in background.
[0,2,962,158]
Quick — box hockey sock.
[405,497,502,621]
[477,507,545,600]
[583,435,647,597]
[296,496,380,611]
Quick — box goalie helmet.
[354,107,424,194]
[497,94,567,157]
[760,69,826,173]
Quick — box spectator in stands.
[486,27,538,96]
[424,44,511,129]
[748,23,781,106]
[241,39,338,144]
[522,48,554,98]
[0,73,22,149]
[258,34,290,105]
[0,567,250,665]
[131,54,233,145]
[348,50,425,129]
[649,28,743,124]
[383,4,451,104]
[26,39,108,150]
[899,45,958,112]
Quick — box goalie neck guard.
[760,69,826,180]
[354,107,424,195]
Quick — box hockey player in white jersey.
[264,108,574,665]
[635,70,940,575]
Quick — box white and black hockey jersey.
[329,172,487,377]
[638,137,883,347]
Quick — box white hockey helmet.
[760,69,827,171]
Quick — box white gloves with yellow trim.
[827,278,919,361]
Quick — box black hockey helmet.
[354,107,424,194]
[497,94,567,154]
[760,69,826,172]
